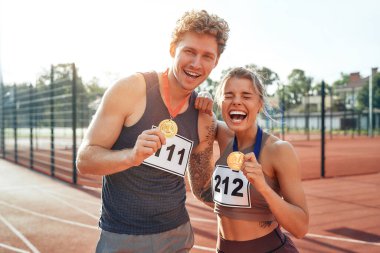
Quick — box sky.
[0,0,379,90]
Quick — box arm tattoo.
[188,119,216,203]
[259,221,273,228]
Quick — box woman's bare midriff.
[218,214,278,241]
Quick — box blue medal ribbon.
[232,126,263,158]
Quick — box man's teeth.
[185,70,200,78]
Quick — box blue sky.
[0,0,379,88]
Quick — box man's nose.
[190,55,202,69]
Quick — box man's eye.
[204,55,214,60]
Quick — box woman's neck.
[235,125,258,150]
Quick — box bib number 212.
[214,175,244,197]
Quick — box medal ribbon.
[233,126,263,158]
[162,69,191,119]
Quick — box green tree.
[276,83,293,112]
[29,63,105,128]
[332,72,349,89]
[357,72,380,110]
[312,81,331,96]
[286,69,313,109]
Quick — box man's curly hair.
[170,10,230,57]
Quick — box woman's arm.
[242,140,309,238]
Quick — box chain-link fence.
[0,63,102,187]
[1,66,379,186]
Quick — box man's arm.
[76,74,165,176]
[187,111,217,207]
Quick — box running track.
[1,159,380,253]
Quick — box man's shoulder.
[101,73,147,110]
[112,72,146,91]
[107,73,145,97]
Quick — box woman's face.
[221,77,262,133]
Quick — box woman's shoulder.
[263,131,295,156]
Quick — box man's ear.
[214,56,220,68]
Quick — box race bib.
[143,128,193,177]
[212,165,251,208]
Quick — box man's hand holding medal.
[130,128,166,166]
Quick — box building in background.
[335,67,378,110]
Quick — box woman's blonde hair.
[215,67,270,117]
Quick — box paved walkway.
[1,159,380,253]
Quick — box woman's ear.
[258,101,264,114]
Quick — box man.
[76,10,229,253]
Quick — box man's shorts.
[96,221,194,253]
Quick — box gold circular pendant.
[227,151,244,171]
[158,119,178,138]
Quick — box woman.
[197,67,309,253]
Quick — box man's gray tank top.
[99,71,200,235]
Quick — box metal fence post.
[281,86,285,140]
[72,63,77,184]
[305,92,310,141]
[351,87,355,139]
[13,84,18,163]
[343,92,347,136]
[321,81,326,178]
[0,78,4,158]
[330,87,333,140]
[29,84,34,170]
[50,65,55,177]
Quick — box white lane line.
[0,243,30,253]
[40,190,99,220]
[305,233,380,246]
[0,214,40,253]
[2,196,378,249]
[0,200,98,230]
[191,217,380,247]
[193,245,214,252]
[0,184,56,192]
[42,190,100,205]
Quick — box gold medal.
[227,151,244,171]
[158,119,178,138]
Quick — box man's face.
[171,32,219,91]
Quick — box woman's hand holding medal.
[240,152,267,191]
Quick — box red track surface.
[1,159,380,253]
